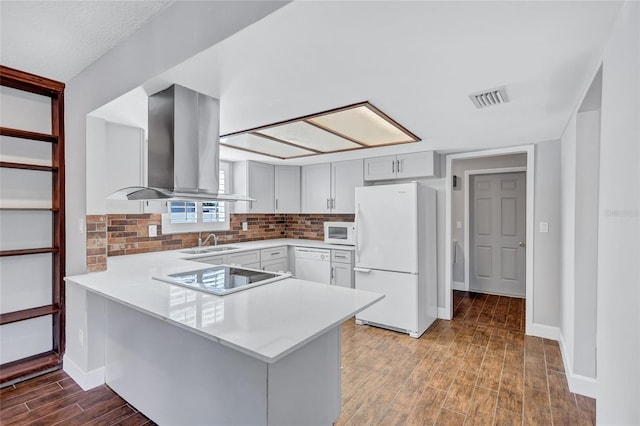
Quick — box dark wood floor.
[1,291,595,425]
[336,291,596,425]
[0,370,154,426]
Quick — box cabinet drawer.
[242,262,261,270]
[228,250,260,266]
[260,246,287,260]
[331,250,352,264]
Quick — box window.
[161,162,231,234]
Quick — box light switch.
[539,222,549,233]
[148,224,158,237]
[456,221,463,229]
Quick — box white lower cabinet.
[330,249,354,288]
[228,250,261,266]
[260,246,288,273]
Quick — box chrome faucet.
[198,232,219,247]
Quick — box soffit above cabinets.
[219,102,420,160]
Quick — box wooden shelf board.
[0,247,59,257]
[0,161,56,172]
[0,351,61,385]
[0,305,59,325]
[0,127,57,143]
[0,207,58,211]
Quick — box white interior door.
[469,172,526,297]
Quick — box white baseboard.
[527,322,561,340]
[558,335,598,398]
[452,281,466,291]
[437,307,450,320]
[63,355,105,391]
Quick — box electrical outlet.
[148,224,157,237]
[456,221,463,229]
[79,329,84,348]
[242,222,248,231]
[539,222,549,233]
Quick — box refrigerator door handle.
[354,267,371,273]
[355,203,361,262]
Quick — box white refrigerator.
[354,182,437,338]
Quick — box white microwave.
[324,222,356,246]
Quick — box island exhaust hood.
[109,84,253,202]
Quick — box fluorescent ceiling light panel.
[220,133,315,159]
[256,121,361,152]
[220,101,420,159]
[307,105,418,146]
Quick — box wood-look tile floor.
[336,291,596,425]
[1,291,595,425]
[0,370,154,426]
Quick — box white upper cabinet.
[275,165,300,213]
[233,161,275,213]
[363,155,396,181]
[364,151,440,181]
[331,159,363,213]
[301,160,363,213]
[301,163,331,213]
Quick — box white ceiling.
[0,1,173,82]
[3,1,621,165]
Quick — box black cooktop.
[154,265,288,296]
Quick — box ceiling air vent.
[469,87,509,109]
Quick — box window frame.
[161,162,231,234]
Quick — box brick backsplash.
[85,213,354,270]
[86,215,108,272]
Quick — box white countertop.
[65,239,380,363]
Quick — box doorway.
[469,171,526,297]
[444,147,534,331]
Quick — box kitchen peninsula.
[64,241,383,426]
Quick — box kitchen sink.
[181,246,239,254]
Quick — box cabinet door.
[247,162,275,213]
[363,155,396,181]
[396,151,440,179]
[331,159,363,213]
[275,165,300,213]
[331,263,353,288]
[301,163,331,213]
[261,258,288,273]
[228,250,260,266]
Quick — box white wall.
[560,113,577,368]
[63,1,291,377]
[65,1,290,276]
[532,140,562,329]
[596,2,639,423]
[574,110,600,378]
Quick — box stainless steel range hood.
[109,84,253,202]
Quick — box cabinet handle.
[335,255,346,259]
[275,199,278,210]
[397,159,401,173]
[271,252,280,256]
[327,198,331,209]
[331,267,335,280]
[392,160,395,173]
[331,198,335,209]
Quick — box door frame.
[464,167,527,292]
[444,145,535,335]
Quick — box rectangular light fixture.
[219,101,420,159]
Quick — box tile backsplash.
[86,213,354,271]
